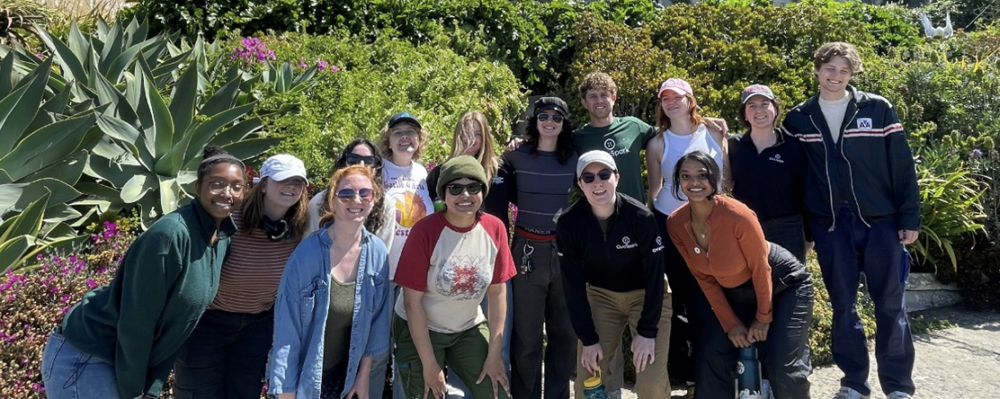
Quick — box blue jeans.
[172,308,274,399]
[42,329,120,399]
[810,204,915,396]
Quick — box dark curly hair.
[319,138,386,234]
[524,113,575,164]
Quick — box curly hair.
[524,112,576,165]
[578,72,618,98]
[379,121,428,162]
[813,42,863,74]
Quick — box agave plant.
[0,17,316,267]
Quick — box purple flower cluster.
[231,37,276,63]
[0,221,134,397]
[298,56,341,73]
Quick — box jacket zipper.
[838,107,871,228]
[808,115,838,232]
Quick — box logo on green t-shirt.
[604,138,630,157]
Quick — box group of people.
[40,41,919,399]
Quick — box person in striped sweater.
[172,154,311,399]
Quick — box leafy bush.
[230,33,525,190]
[0,221,133,398]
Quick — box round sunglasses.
[579,168,614,184]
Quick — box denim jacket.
[267,225,391,399]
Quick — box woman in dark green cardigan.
[41,146,246,399]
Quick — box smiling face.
[196,163,246,222]
[581,89,616,121]
[262,176,306,214]
[677,158,714,202]
[332,172,375,224]
[815,55,853,96]
[388,122,421,162]
[743,96,777,130]
[536,109,563,139]
[577,162,618,208]
[444,177,484,219]
[659,91,691,120]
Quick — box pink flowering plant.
[0,221,135,398]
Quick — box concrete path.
[809,305,1000,399]
[600,305,1000,398]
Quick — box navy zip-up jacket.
[556,193,666,346]
[781,85,921,231]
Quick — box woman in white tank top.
[643,77,728,391]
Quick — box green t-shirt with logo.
[573,116,657,203]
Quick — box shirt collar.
[190,199,238,240]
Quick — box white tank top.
[652,124,725,215]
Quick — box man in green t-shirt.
[573,72,657,204]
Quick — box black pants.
[509,234,576,399]
[693,247,814,399]
[654,209,700,383]
[173,308,274,399]
[760,215,807,264]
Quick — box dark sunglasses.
[335,188,375,203]
[580,168,614,184]
[346,154,379,167]
[446,182,484,196]
[536,113,564,123]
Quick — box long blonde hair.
[451,111,499,182]
[318,165,382,227]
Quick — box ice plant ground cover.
[0,221,135,398]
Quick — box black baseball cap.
[388,111,421,129]
[533,97,569,117]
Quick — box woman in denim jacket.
[268,165,391,399]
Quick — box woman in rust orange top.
[666,151,814,399]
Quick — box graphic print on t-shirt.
[393,190,428,228]
[435,254,490,300]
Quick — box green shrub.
[231,33,525,190]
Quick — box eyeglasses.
[346,154,379,167]
[208,181,245,195]
[537,114,564,123]
[580,168,614,184]
[446,182,484,196]
[391,128,419,138]
[335,188,375,203]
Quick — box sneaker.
[760,379,774,399]
[832,387,870,399]
[887,392,913,399]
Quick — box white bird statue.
[921,12,954,39]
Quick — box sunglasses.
[446,182,484,196]
[346,154,379,167]
[335,188,375,203]
[536,113,564,123]
[580,168,614,184]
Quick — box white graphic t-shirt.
[393,212,516,333]
[382,160,434,280]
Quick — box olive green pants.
[393,314,510,399]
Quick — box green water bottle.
[583,369,609,399]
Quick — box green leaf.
[0,178,82,215]
[184,102,256,163]
[158,177,187,215]
[169,63,201,137]
[138,57,175,158]
[121,173,156,203]
[96,113,141,143]
[83,155,147,187]
[221,137,282,160]
[99,21,124,71]
[154,128,193,176]
[0,59,51,154]
[105,41,147,84]
[17,152,89,185]
[0,192,50,244]
[0,112,98,180]
[35,28,88,85]
[66,22,92,70]
[200,76,241,117]
[42,222,79,240]
[42,204,84,223]
[210,118,263,147]
[0,236,31,274]
[0,53,13,96]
